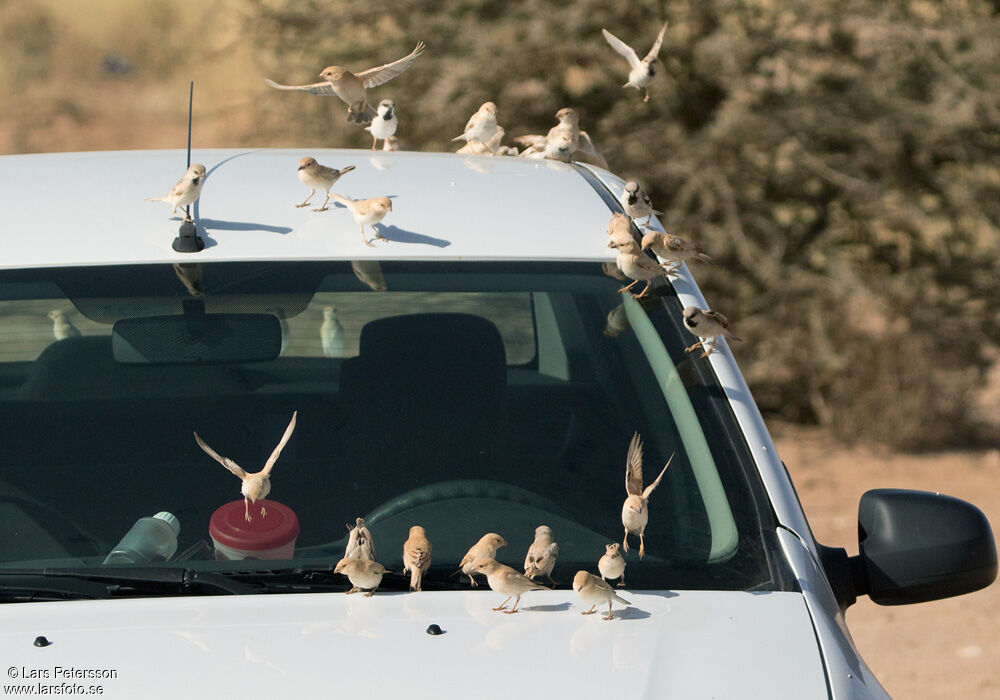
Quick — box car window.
[0,261,781,595]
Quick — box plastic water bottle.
[103,512,180,565]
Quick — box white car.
[0,149,995,699]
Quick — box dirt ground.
[772,422,999,699]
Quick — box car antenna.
[173,81,205,253]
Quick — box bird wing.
[642,452,674,499]
[576,131,608,168]
[356,42,426,88]
[602,28,640,70]
[625,432,644,495]
[643,21,669,63]
[407,542,432,569]
[262,411,297,476]
[513,134,546,148]
[193,432,247,479]
[263,78,338,96]
[704,310,730,329]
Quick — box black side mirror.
[855,489,997,605]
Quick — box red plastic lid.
[209,499,299,551]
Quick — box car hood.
[1,590,828,698]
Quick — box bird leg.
[373,228,388,243]
[617,576,626,588]
[296,190,315,208]
[617,279,640,294]
[244,497,251,523]
[699,339,717,359]
[622,529,630,553]
[643,88,650,103]
[581,604,597,616]
[493,596,511,611]
[361,225,375,248]
[639,533,646,559]
[467,575,478,588]
[685,340,705,354]
[635,282,653,298]
[312,193,330,212]
[364,586,378,597]
[346,586,361,595]
[603,603,615,621]
[371,135,378,151]
[503,595,522,614]
[260,504,267,518]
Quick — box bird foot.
[581,610,597,616]
[639,545,645,559]
[699,349,712,358]
[244,513,252,523]
[469,578,478,588]
[364,591,375,597]
[260,506,267,518]
[617,581,626,588]
[602,613,615,621]
[492,604,508,611]
[363,238,376,248]
[312,207,329,212]
[294,203,310,208]
[346,587,360,595]
[501,609,519,615]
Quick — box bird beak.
[298,165,305,170]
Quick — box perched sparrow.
[334,557,388,596]
[402,525,432,592]
[622,432,673,558]
[523,525,559,585]
[607,212,639,249]
[173,263,204,297]
[521,131,575,162]
[194,411,297,522]
[383,135,401,151]
[613,239,672,298]
[320,306,345,357]
[641,231,710,271]
[472,558,549,614]
[602,304,629,339]
[573,570,631,620]
[330,195,392,247]
[619,181,661,225]
[456,127,506,156]
[296,157,355,211]
[345,516,375,561]
[598,543,626,587]
[265,42,426,125]
[351,260,387,291]
[456,533,507,587]
[602,22,668,102]
[365,99,398,151]
[516,108,607,168]
[146,163,206,221]
[47,310,80,341]
[682,306,742,358]
[452,102,499,149]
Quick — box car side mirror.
[854,489,997,605]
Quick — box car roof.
[0,149,626,270]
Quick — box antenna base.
[172,221,204,253]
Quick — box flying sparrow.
[334,557,388,596]
[619,181,661,225]
[351,260,388,291]
[456,533,507,587]
[345,516,375,561]
[682,306,742,358]
[452,102,500,149]
[146,163,206,221]
[523,525,559,585]
[264,42,426,125]
[402,525,433,592]
[47,310,80,341]
[516,108,607,168]
[622,431,673,558]
[613,239,673,298]
[472,558,549,614]
[320,306,345,357]
[193,411,298,522]
[296,157,355,211]
[330,195,392,247]
[602,22,668,102]
[598,543,626,587]
[641,231,710,271]
[573,570,631,620]
[365,99,398,151]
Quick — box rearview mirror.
[112,313,281,364]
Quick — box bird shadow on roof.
[195,218,293,236]
[519,601,572,613]
[374,224,450,248]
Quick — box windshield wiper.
[0,566,257,601]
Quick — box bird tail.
[726,333,744,342]
[409,567,422,591]
[451,132,468,142]
[357,101,377,124]
[329,193,352,209]
[145,196,166,202]
[613,592,631,605]
[339,165,356,176]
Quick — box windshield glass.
[0,261,782,597]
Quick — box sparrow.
[516,108,608,168]
[383,135,401,151]
[351,260,387,291]
[602,304,629,339]
[682,306,742,358]
[521,131,575,162]
[146,163,206,221]
[472,558,549,614]
[173,263,204,297]
[345,516,375,561]
[452,102,499,148]
[602,261,629,283]
[47,310,80,341]
[607,212,639,249]
[641,231,711,271]
[456,127,506,156]
[402,525,432,592]
[194,411,298,522]
[598,543,626,587]
[619,181,662,225]
[613,239,673,298]
[523,525,559,585]
[296,157,355,211]
[573,570,631,620]
[320,306,345,357]
[456,533,507,586]
[365,99,398,151]
[334,557,388,596]
[622,431,673,558]
[264,42,426,125]
[330,195,392,247]
[602,22,668,102]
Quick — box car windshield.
[0,260,785,598]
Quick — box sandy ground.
[773,423,999,699]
